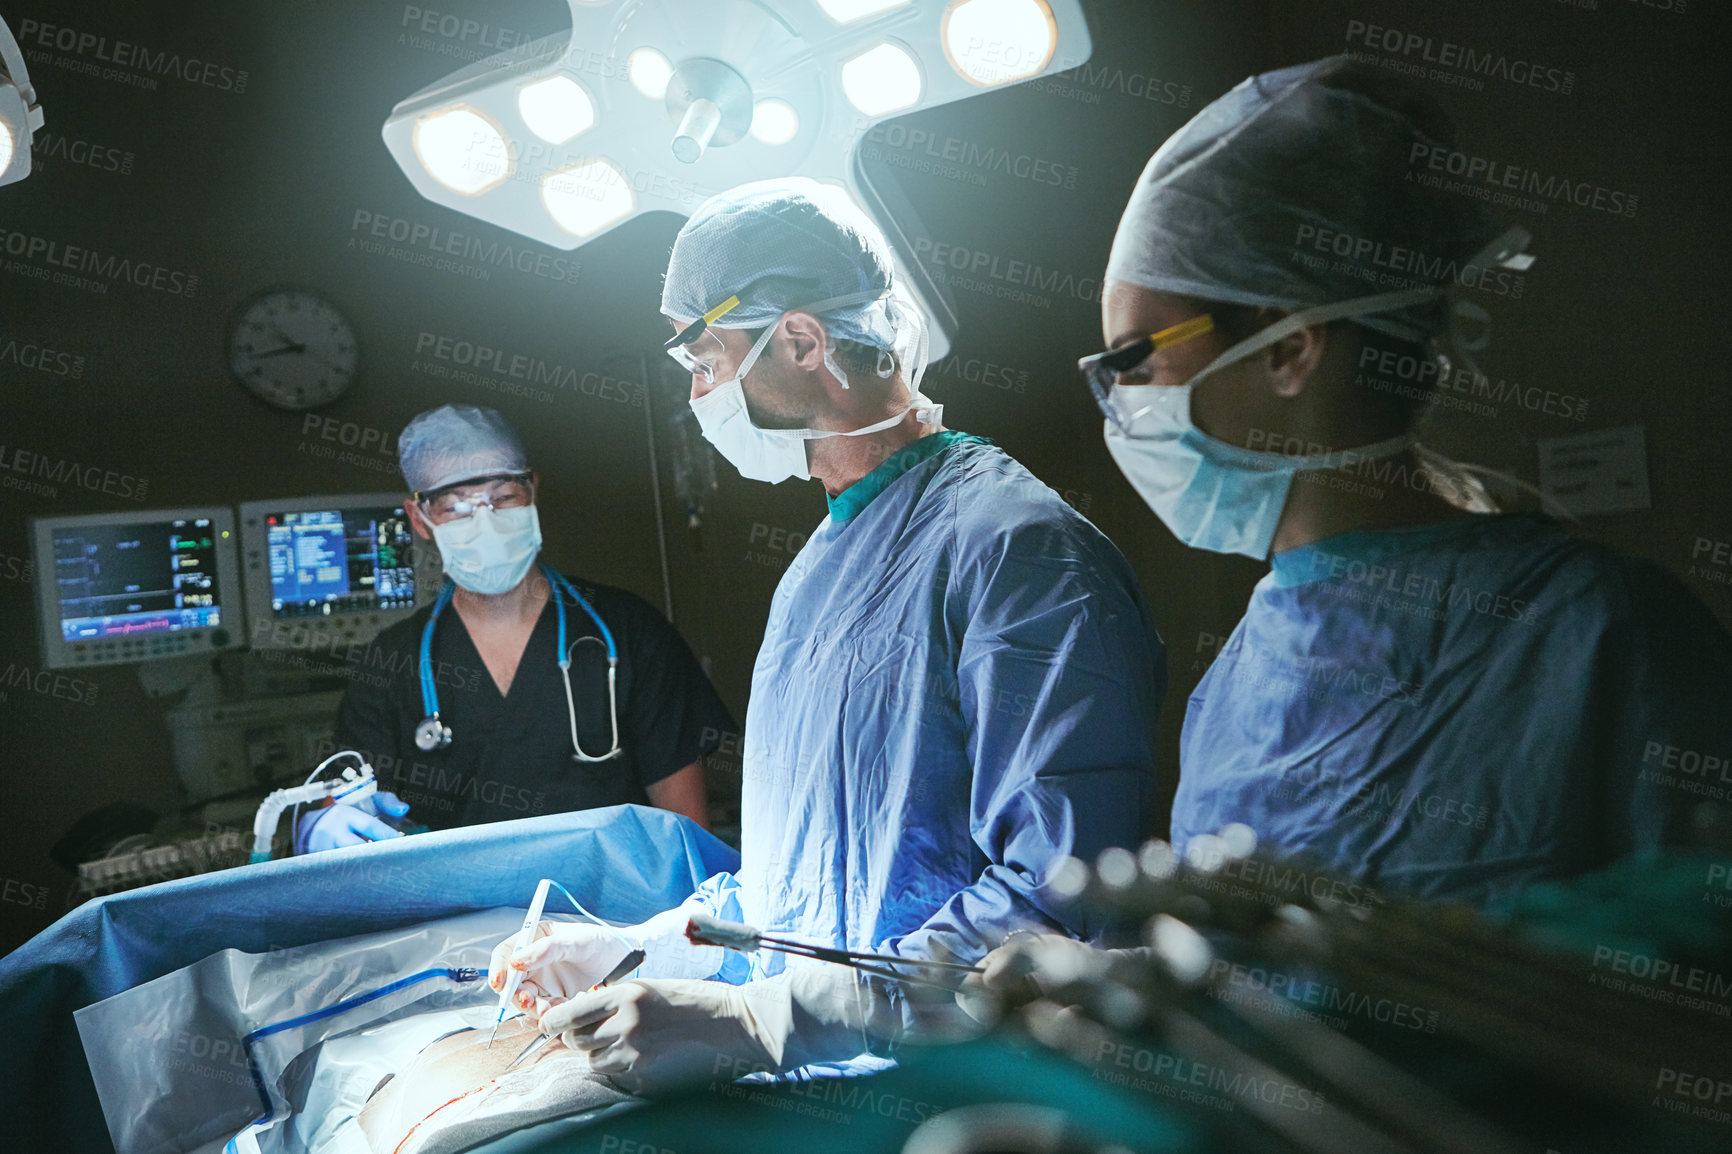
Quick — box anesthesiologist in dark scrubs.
[301,403,734,852]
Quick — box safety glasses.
[665,294,742,385]
[416,472,534,523]
[1078,314,1215,434]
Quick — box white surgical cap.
[1106,55,1511,343]
[398,404,529,496]
[661,177,926,377]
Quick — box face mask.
[689,293,942,484]
[1103,288,1428,559]
[431,504,543,594]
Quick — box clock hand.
[266,327,308,354]
[247,344,304,359]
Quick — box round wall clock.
[227,289,359,410]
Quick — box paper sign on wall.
[1537,425,1651,516]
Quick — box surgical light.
[628,48,674,100]
[842,43,924,117]
[817,0,914,22]
[942,0,1057,86]
[750,99,800,146]
[413,106,512,195]
[665,58,753,164]
[0,15,45,189]
[541,159,635,237]
[518,75,596,143]
[380,0,1096,361]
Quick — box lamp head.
[0,16,45,188]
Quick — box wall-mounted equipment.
[238,494,431,655]
[30,508,241,670]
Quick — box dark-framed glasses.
[416,472,534,522]
[1079,314,1215,434]
[665,294,742,384]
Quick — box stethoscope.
[414,561,622,762]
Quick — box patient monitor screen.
[264,506,415,617]
[52,517,225,640]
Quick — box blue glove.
[295,791,410,854]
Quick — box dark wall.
[2,0,1727,955]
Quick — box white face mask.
[689,295,942,485]
[431,504,543,594]
[1103,288,1430,559]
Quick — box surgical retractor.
[685,912,985,991]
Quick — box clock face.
[227,290,359,410]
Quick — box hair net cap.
[398,404,529,495]
[662,177,910,355]
[1106,55,1506,341]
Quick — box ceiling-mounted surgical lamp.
[382,0,1092,360]
[0,15,46,187]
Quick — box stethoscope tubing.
[417,561,622,761]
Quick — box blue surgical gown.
[1174,512,1731,905]
[699,434,1165,978]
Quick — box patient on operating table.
[351,1015,631,1154]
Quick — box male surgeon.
[487,178,1168,1089]
[303,404,734,851]
[1077,56,1732,904]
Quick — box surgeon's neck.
[1270,448,1470,553]
[451,570,549,628]
[807,408,944,498]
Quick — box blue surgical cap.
[398,404,529,495]
[661,177,910,355]
[1106,56,1511,341]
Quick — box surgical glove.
[959,934,1110,1018]
[295,792,409,854]
[490,921,636,1019]
[490,904,726,1023]
[542,966,904,1094]
[627,904,726,980]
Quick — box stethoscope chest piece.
[415,715,452,752]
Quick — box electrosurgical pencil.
[490,877,553,1048]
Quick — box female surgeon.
[1082,55,1732,906]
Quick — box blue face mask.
[430,504,543,594]
[1102,290,1425,560]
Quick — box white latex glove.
[487,906,726,1024]
[959,934,1109,1017]
[627,905,727,980]
[540,966,901,1095]
[488,921,633,1015]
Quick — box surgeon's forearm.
[894,896,1066,970]
[889,840,1119,967]
[646,761,709,830]
[733,966,910,1072]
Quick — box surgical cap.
[398,404,529,495]
[1106,55,1506,341]
[661,177,913,356]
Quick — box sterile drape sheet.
[0,804,739,1154]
